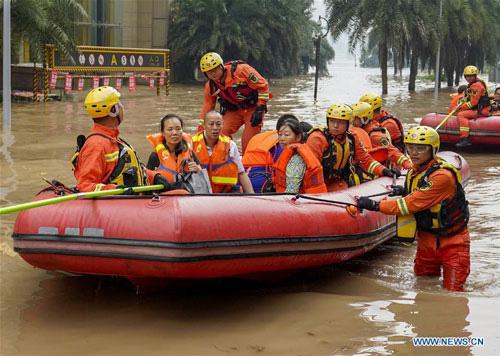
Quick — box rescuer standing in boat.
[199,52,270,153]
[72,86,170,192]
[454,65,492,148]
[357,126,470,292]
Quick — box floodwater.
[1,61,499,356]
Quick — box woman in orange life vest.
[273,117,327,194]
[242,114,298,192]
[146,114,201,182]
[357,126,470,291]
[192,110,254,193]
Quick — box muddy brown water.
[1,62,498,355]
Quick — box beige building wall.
[78,0,170,49]
[122,0,170,49]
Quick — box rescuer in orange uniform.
[72,86,170,193]
[455,65,492,148]
[273,117,327,194]
[357,126,470,291]
[492,87,500,115]
[449,85,467,113]
[351,101,412,170]
[199,52,270,154]
[360,93,405,152]
[306,104,398,192]
[192,111,254,193]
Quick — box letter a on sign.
[111,54,117,66]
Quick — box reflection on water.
[1,61,499,355]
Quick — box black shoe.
[455,137,472,148]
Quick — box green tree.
[2,0,87,62]
[168,0,334,81]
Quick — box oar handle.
[0,184,165,215]
[435,106,460,131]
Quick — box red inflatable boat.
[12,152,470,282]
[421,113,500,147]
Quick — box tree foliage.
[168,0,335,81]
[1,0,87,63]
[325,0,500,93]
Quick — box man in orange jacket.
[72,86,170,192]
[357,126,470,291]
[360,93,405,152]
[199,52,270,154]
[351,101,412,170]
[306,104,397,192]
[455,65,492,148]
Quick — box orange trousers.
[222,107,262,153]
[456,108,490,138]
[414,229,470,291]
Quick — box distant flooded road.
[1,61,498,355]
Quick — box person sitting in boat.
[491,87,500,115]
[243,114,308,192]
[351,101,412,171]
[273,117,327,194]
[454,65,492,148]
[146,114,202,183]
[72,86,171,193]
[357,126,470,292]
[192,111,254,193]
[359,93,405,152]
[449,85,467,113]
[306,104,398,192]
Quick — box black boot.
[455,137,472,148]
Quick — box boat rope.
[293,194,358,207]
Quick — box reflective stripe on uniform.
[94,183,105,191]
[211,176,238,184]
[397,198,410,215]
[397,155,408,165]
[459,127,470,132]
[104,151,119,162]
[368,161,381,174]
[257,93,269,100]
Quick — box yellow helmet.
[359,92,383,110]
[351,101,374,121]
[404,126,440,156]
[200,52,223,73]
[326,104,353,121]
[463,65,479,76]
[84,86,121,119]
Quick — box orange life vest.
[192,132,239,193]
[242,130,279,167]
[146,132,194,183]
[273,144,327,194]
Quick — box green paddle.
[0,184,165,215]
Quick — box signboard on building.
[48,45,169,72]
